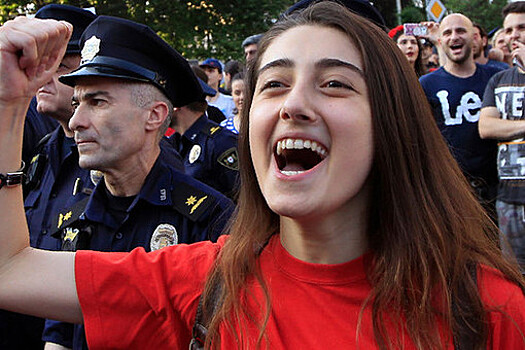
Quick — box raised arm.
[0,17,82,324]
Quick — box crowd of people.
[0,0,524,349]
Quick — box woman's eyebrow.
[315,58,364,76]
[258,58,294,75]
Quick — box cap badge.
[189,145,201,164]
[81,35,101,64]
[150,223,178,251]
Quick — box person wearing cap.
[0,3,524,348]
[190,65,226,124]
[0,5,96,350]
[199,58,236,118]
[168,83,240,199]
[241,33,263,62]
[34,15,234,350]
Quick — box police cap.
[241,34,263,48]
[35,4,96,54]
[59,16,204,107]
[283,0,386,30]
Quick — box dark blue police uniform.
[172,115,239,198]
[25,127,94,250]
[22,97,58,168]
[0,5,97,350]
[45,146,233,349]
[45,15,235,349]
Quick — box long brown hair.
[202,2,525,349]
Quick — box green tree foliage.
[0,0,294,61]
[401,6,425,23]
[443,0,508,34]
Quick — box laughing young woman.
[0,2,524,350]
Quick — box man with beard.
[479,1,525,273]
[419,13,503,220]
[472,23,509,70]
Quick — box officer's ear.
[145,101,169,132]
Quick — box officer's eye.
[71,100,79,109]
[90,98,107,107]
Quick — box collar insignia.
[90,170,104,186]
[186,195,208,215]
[58,211,73,229]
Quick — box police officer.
[43,16,234,350]
[0,5,96,350]
[169,79,240,199]
[22,97,58,172]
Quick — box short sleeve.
[479,266,525,348]
[75,238,224,349]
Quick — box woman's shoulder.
[478,265,525,346]
[478,264,524,306]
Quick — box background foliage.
[0,0,512,62]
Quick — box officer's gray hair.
[126,82,173,140]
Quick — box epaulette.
[50,197,90,236]
[24,132,53,191]
[201,120,223,138]
[171,181,217,222]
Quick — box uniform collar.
[83,148,175,227]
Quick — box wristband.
[0,161,25,190]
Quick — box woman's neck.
[279,207,368,265]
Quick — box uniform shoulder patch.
[171,182,216,222]
[217,147,239,171]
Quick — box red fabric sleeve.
[479,265,525,348]
[75,238,224,349]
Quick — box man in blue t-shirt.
[420,13,503,218]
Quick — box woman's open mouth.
[274,138,328,176]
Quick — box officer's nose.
[69,103,88,131]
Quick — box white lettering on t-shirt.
[436,90,481,125]
[512,93,524,118]
[495,93,508,119]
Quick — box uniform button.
[42,229,48,235]
[115,232,123,239]
[51,193,57,198]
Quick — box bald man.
[419,13,504,220]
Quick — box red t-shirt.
[76,235,525,349]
